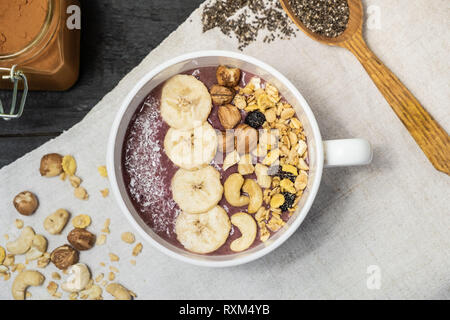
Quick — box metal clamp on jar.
[0,66,28,120]
[0,0,80,120]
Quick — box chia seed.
[288,0,350,38]
[202,0,296,50]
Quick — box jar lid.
[0,0,52,59]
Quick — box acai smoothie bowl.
[107,51,372,267]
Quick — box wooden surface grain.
[0,0,204,168]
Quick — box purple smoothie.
[122,67,298,255]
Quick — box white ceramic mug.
[107,50,372,267]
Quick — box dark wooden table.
[0,0,204,168]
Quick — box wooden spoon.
[280,0,450,175]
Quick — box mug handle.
[323,139,373,167]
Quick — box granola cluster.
[233,78,309,242]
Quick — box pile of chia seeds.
[202,0,296,50]
[288,0,350,38]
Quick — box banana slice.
[230,212,257,252]
[176,206,231,254]
[164,122,218,170]
[160,75,212,130]
[171,166,223,214]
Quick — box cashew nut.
[242,179,263,214]
[106,283,134,300]
[62,263,91,293]
[230,212,257,252]
[224,173,249,207]
[6,226,35,255]
[12,270,45,300]
[25,234,48,261]
[44,209,70,235]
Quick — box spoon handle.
[343,34,450,175]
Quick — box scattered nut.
[52,272,61,280]
[242,179,263,214]
[108,272,115,281]
[130,260,136,266]
[218,104,241,129]
[44,209,70,235]
[62,155,77,176]
[238,154,254,176]
[210,84,234,105]
[95,273,104,283]
[109,253,119,262]
[6,226,35,255]
[295,172,308,191]
[51,245,79,270]
[72,214,91,229]
[106,283,133,300]
[74,187,89,200]
[3,254,14,267]
[235,124,258,154]
[13,191,39,216]
[110,266,119,273]
[230,212,257,252]
[224,173,250,207]
[100,189,109,198]
[47,281,58,296]
[96,234,107,246]
[121,232,135,244]
[11,270,45,300]
[132,243,143,257]
[39,153,63,177]
[69,175,81,188]
[25,234,48,261]
[98,165,108,177]
[222,150,240,171]
[216,65,241,87]
[37,252,50,268]
[68,228,96,251]
[15,219,24,229]
[69,292,78,300]
[255,164,271,189]
[79,283,103,300]
[62,263,91,293]
[102,219,111,234]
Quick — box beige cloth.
[0,0,449,299]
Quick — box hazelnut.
[39,153,63,177]
[51,245,79,270]
[235,124,258,154]
[67,228,96,251]
[216,65,241,87]
[210,85,234,105]
[217,131,235,154]
[218,104,241,129]
[13,191,38,216]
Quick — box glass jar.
[0,0,80,118]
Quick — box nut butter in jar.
[0,0,81,91]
